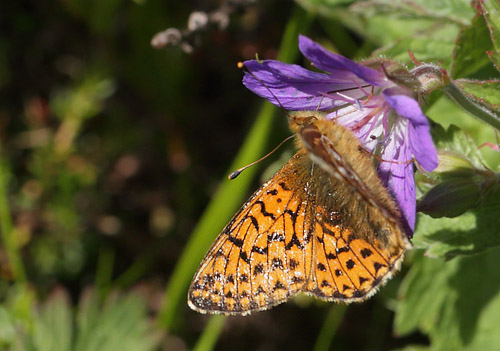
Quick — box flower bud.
[417,178,481,218]
[418,150,499,218]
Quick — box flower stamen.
[361,147,415,165]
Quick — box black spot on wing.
[268,232,285,242]
[345,259,355,270]
[253,263,264,275]
[251,246,268,255]
[255,200,276,220]
[360,248,373,258]
[374,262,385,273]
[317,263,327,272]
[272,258,284,269]
[240,251,250,264]
[274,281,286,291]
[285,233,304,250]
[336,246,350,254]
[289,259,299,269]
[326,252,336,260]
[279,181,291,191]
[228,236,244,248]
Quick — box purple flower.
[242,35,438,235]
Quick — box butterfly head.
[287,111,327,133]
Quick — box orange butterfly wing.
[188,119,409,314]
[188,152,315,314]
[298,119,409,301]
[304,205,405,301]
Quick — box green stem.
[192,315,227,351]
[313,304,348,351]
[95,246,114,299]
[157,5,315,332]
[113,237,170,289]
[443,81,500,131]
[0,147,27,283]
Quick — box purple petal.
[242,60,363,110]
[408,122,438,172]
[383,88,438,172]
[298,35,389,87]
[377,123,416,235]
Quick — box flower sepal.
[362,57,422,92]
[410,63,449,95]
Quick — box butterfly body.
[188,112,410,315]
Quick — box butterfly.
[187,102,411,316]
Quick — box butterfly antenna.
[229,134,295,180]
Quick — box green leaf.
[394,253,453,336]
[488,51,500,72]
[452,13,494,78]
[0,285,36,350]
[296,0,469,51]
[350,0,472,25]
[413,184,500,258]
[480,0,500,51]
[454,79,500,111]
[12,287,163,351]
[0,306,17,347]
[431,124,487,169]
[298,0,356,6]
[396,248,500,350]
[425,96,500,169]
[74,288,101,350]
[373,24,457,67]
[33,289,73,351]
[74,290,162,351]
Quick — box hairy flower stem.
[443,80,500,131]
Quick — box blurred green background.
[2,0,498,350]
